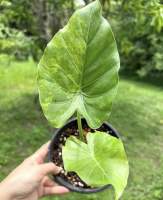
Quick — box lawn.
[0,59,163,200]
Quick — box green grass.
[0,59,163,200]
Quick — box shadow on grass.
[110,99,161,143]
[0,93,53,133]
[120,71,163,89]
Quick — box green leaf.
[38,0,120,128]
[62,131,129,200]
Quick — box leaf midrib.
[87,140,109,183]
[79,7,93,89]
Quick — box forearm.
[0,181,13,200]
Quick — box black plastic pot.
[48,118,120,194]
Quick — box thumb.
[39,162,62,176]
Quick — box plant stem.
[77,111,84,141]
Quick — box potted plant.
[37,0,129,199]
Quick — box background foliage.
[0,0,163,76]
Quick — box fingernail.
[61,187,69,193]
[56,166,62,173]
[63,188,69,193]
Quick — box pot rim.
[48,117,120,194]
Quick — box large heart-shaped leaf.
[62,131,129,200]
[37,0,120,128]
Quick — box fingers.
[32,141,50,164]
[43,186,69,196]
[42,176,56,187]
[39,162,62,176]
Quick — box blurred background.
[0,0,163,199]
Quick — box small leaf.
[38,0,120,128]
[62,131,129,200]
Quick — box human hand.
[0,142,69,200]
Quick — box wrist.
[0,181,13,200]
